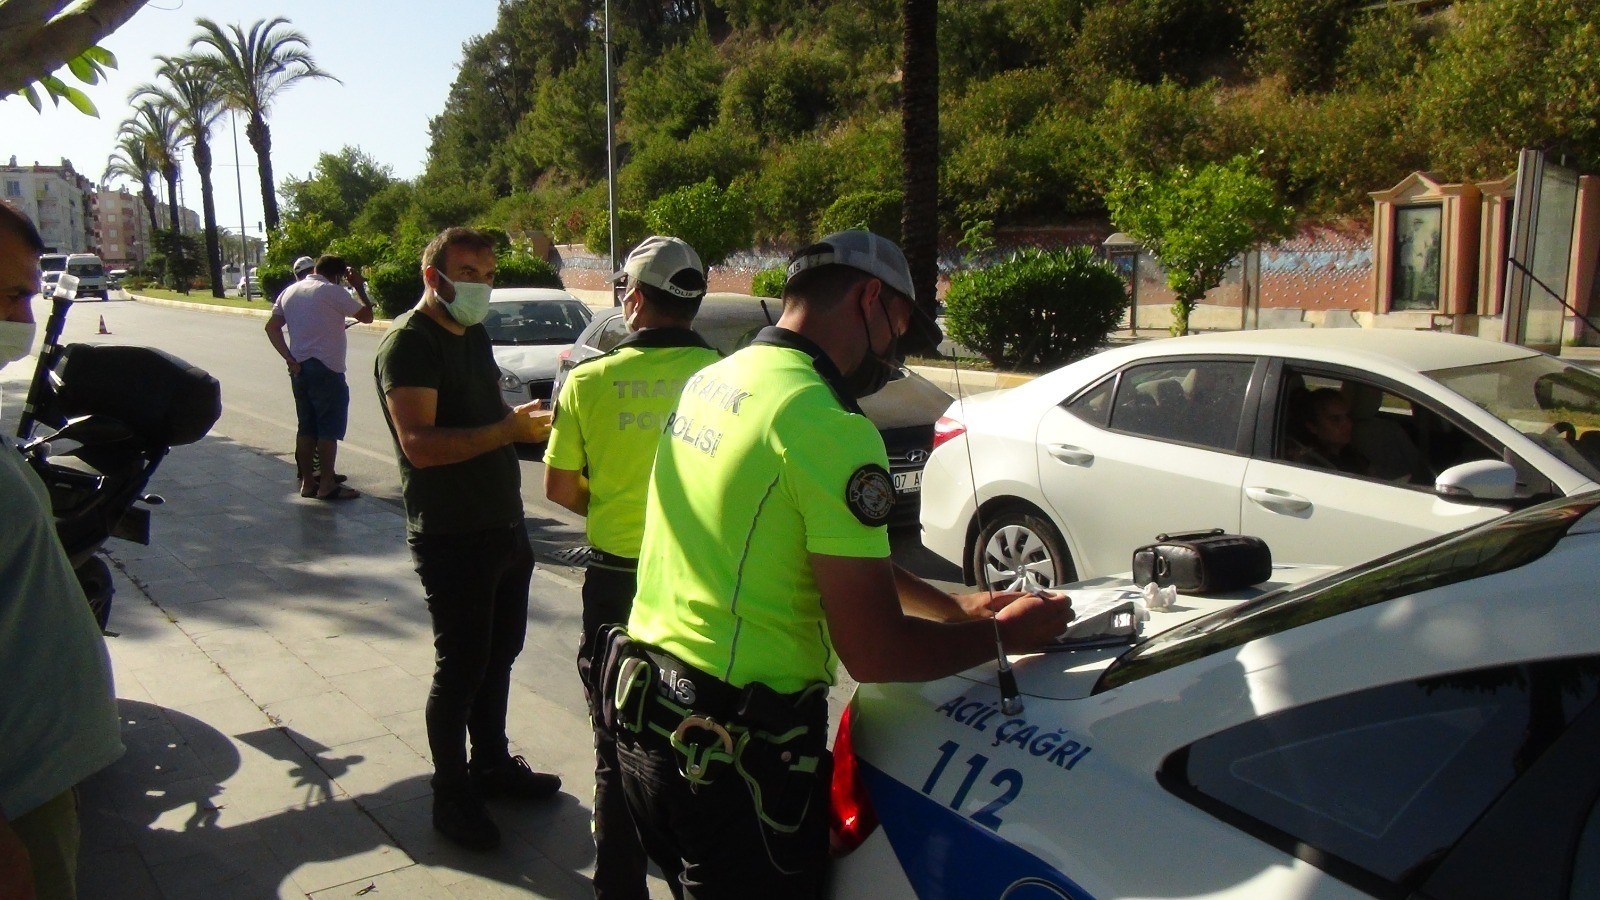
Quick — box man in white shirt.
[265,254,375,500]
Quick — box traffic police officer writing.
[600,230,1073,897]
[544,235,720,899]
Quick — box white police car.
[830,492,1600,899]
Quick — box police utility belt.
[598,625,828,834]
[587,548,637,571]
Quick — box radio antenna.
[917,302,1024,716]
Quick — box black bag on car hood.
[53,344,222,447]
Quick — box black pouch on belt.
[1131,528,1272,592]
[596,626,648,734]
[734,712,830,875]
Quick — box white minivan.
[65,253,108,300]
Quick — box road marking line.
[218,406,396,464]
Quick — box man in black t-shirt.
[374,227,561,851]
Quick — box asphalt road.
[15,295,964,585]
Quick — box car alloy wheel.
[973,511,1073,592]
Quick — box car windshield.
[1426,354,1600,483]
[698,316,770,354]
[485,300,590,345]
[68,262,103,277]
[588,298,777,354]
[1096,493,1599,692]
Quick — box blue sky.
[0,1,503,240]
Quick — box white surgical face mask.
[0,319,37,366]
[435,272,492,327]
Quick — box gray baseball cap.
[785,229,915,302]
[611,235,706,300]
[292,256,315,275]
[786,229,942,347]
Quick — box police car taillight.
[828,703,879,857]
[930,415,966,452]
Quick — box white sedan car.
[487,287,593,408]
[832,491,1600,899]
[921,329,1600,590]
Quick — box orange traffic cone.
[97,316,110,335]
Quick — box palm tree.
[103,133,160,239]
[189,17,337,233]
[122,102,182,232]
[900,0,940,354]
[133,55,227,297]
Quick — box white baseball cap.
[292,256,315,275]
[611,236,706,299]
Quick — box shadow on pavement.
[78,699,594,899]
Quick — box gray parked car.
[554,292,952,527]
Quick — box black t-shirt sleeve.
[377,326,440,394]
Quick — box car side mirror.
[1434,459,1517,502]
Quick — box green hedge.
[819,190,902,243]
[496,252,564,288]
[751,266,786,298]
[584,209,647,258]
[369,262,423,319]
[368,251,563,319]
[259,264,294,302]
[943,246,1127,369]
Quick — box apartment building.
[2,156,94,253]
[93,186,151,270]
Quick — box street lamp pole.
[231,111,252,300]
[603,0,620,299]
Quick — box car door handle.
[1245,486,1312,513]
[1046,444,1094,466]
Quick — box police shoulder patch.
[845,463,896,527]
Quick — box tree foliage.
[1107,153,1295,336]
[147,228,204,291]
[1412,0,1600,179]
[265,214,338,268]
[0,0,144,105]
[189,16,337,231]
[644,178,752,266]
[1242,0,1354,93]
[345,0,1600,264]
[282,147,397,232]
[720,43,855,143]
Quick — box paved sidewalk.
[74,432,669,899]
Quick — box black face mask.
[842,293,902,399]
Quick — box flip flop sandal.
[316,485,360,501]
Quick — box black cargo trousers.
[577,558,650,899]
[599,630,832,900]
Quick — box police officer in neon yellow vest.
[544,235,719,899]
[608,230,1073,896]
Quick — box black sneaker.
[470,755,563,801]
[433,789,501,851]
